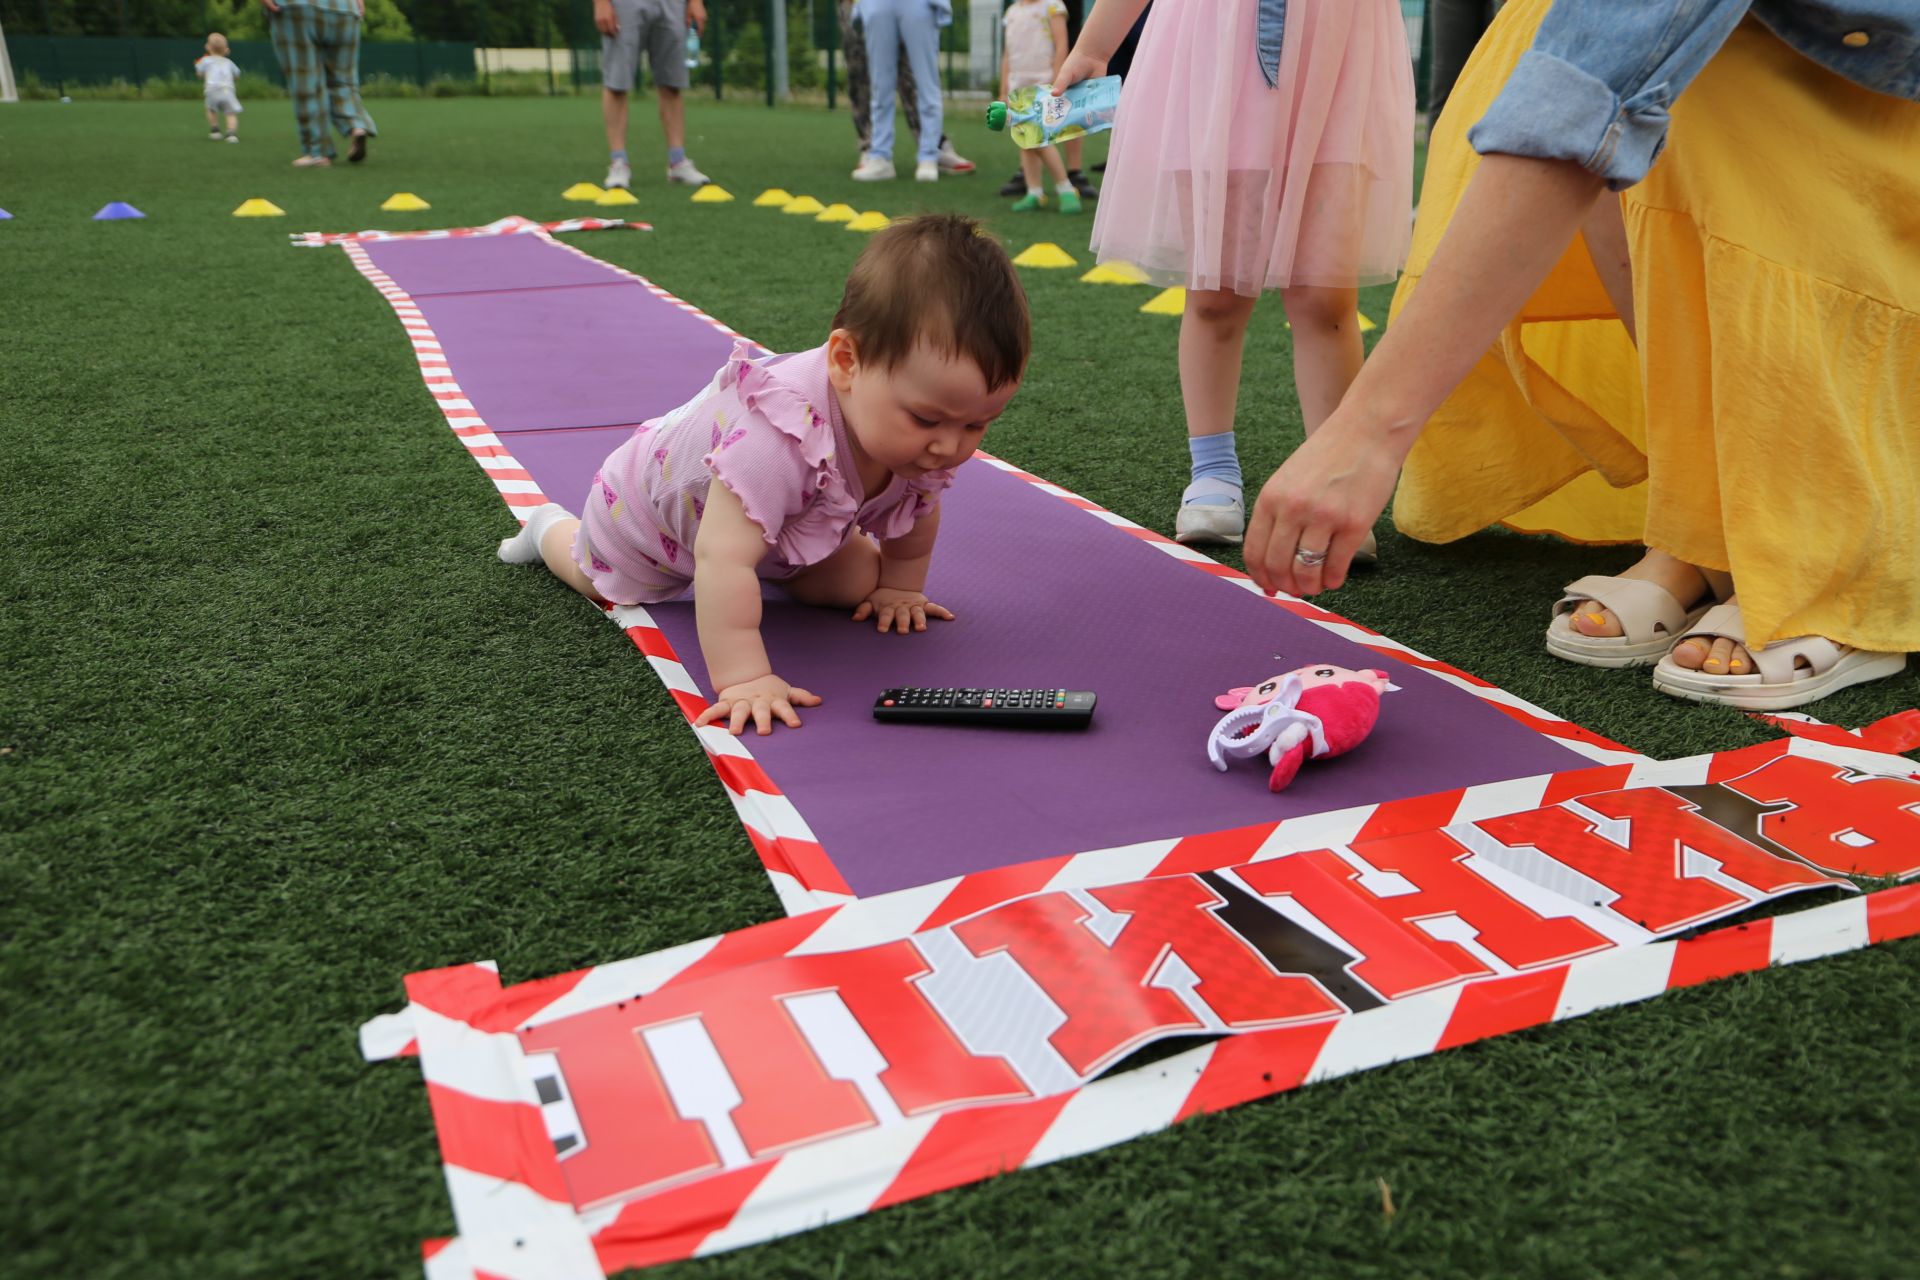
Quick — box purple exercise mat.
[365,234,635,296]
[507,428,1591,897]
[364,235,746,433]
[369,231,1593,899]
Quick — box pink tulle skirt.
[1089,0,1414,294]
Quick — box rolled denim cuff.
[1468,49,1673,190]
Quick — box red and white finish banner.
[364,734,1920,1278]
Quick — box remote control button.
[883,699,895,707]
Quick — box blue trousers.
[861,0,943,165]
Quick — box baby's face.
[833,335,1019,481]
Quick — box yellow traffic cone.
[232,198,285,218]
[1140,287,1186,315]
[1079,261,1150,285]
[1012,242,1078,268]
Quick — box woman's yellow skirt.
[1390,0,1920,652]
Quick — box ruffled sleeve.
[859,467,954,543]
[703,341,859,568]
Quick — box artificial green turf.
[2,97,1917,1280]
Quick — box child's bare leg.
[535,518,603,597]
[785,535,881,609]
[1278,284,1377,558]
[1276,285,1363,436]
[226,112,239,134]
[1019,148,1043,195]
[206,105,220,130]
[1174,289,1259,541]
[1038,143,1069,189]
[1179,288,1259,443]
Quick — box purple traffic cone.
[93,202,145,220]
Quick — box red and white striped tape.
[360,730,1920,1277]
[323,222,1640,919]
[292,214,647,247]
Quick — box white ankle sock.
[497,502,572,565]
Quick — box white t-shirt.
[196,55,238,92]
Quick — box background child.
[194,33,242,143]
[498,214,1030,736]
[1001,0,1081,214]
[1057,0,1412,548]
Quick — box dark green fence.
[10,34,475,91]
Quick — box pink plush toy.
[1207,664,1392,792]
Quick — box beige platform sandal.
[1652,601,1908,710]
[1545,570,1731,668]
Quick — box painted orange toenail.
[1704,659,1724,671]
[1730,660,1746,672]
[1585,613,1608,626]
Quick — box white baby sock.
[497,502,572,565]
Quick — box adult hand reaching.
[1243,409,1407,598]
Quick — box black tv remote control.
[873,687,1097,728]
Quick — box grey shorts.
[602,0,689,92]
[205,88,242,115]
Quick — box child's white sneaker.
[852,154,896,181]
[208,129,222,141]
[225,134,239,144]
[914,161,939,183]
[1174,478,1246,546]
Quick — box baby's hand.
[695,674,822,736]
[853,589,955,635]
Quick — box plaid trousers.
[269,3,377,158]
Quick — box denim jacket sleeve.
[1467,0,1755,188]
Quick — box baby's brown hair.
[206,32,229,55]
[832,213,1030,391]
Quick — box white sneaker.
[225,134,239,144]
[937,140,975,173]
[852,154,896,181]
[604,156,632,189]
[666,157,710,186]
[1174,479,1246,546]
[914,161,939,183]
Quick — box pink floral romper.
[573,340,954,605]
